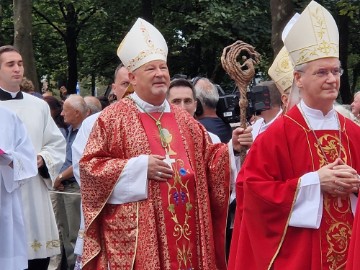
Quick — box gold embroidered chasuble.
[309,131,353,269]
[228,106,360,270]
[80,99,230,270]
[288,110,355,269]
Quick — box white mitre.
[268,47,294,95]
[117,18,168,72]
[284,1,339,66]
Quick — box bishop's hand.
[318,158,360,197]
[148,154,174,182]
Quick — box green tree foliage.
[154,0,271,90]
[0,0,358,100]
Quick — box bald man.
[84,96,102,115]
[54,94,88,269]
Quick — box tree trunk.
[13,0,40,91]
[338,14,352,104]
[64,3,78,95]
[270,0,295,56]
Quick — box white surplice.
[0,92,66,259]
[0,106,38,270]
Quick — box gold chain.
[129,97,168,148]
[299,104,342,164]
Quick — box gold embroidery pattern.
[315,133,352,269]
[323,195,352,270]
[30,239,60,253]
[46,239,61,249]
[31,240,42,252]
[295,5,338,65]
[126,21,166,71]
[81,101,230,270]
[82,100,151,269]
[283,110,354,270]
[177,108,230,269]
[274,55,293,89]
[102,204,138,269]
[167,158,194,269]
[313,134,346,167]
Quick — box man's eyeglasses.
[298,67,344,78]
[312,68,344,77]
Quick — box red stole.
[139,112,198,270]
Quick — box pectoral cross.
[164,154,175,167]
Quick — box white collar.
[130,92,170,113]
[0,87,20,98]
[299,100,336,120]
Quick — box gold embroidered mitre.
[268,47,294,94]
[117,18,168,72]
[284,1,339,66]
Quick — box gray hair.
[84,96,102,115]
[194,78,219,109]
[294,63,308,72]
[66,94,88,116]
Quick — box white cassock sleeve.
[0,108,37,192]
[72,113,100,257]
[289,172,322,228]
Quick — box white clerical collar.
[0,87,20,98]
[299,100,336,120]
[130,92,170,113]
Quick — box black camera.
[216,85,271,124]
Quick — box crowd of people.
[1,1,360,270]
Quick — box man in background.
[350,91,360,125]
[193,77,233,143]
[110,63,130,102]
[84,95,102,115]
[167,78,220,142]
[53,94,88,270]
[250,81,283,140]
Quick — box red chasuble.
[228,105,360,270]
[347,202,360,270]
[80,99,230,270]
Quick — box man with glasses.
[228,1,360,269]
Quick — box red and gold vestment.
[228,105,360,270]
[80,98,231,270]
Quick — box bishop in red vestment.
[228,104,360,270]
[79,18,252,270]
[80,97,234,270]
[346,201,360,270]
[229,2,360,269]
